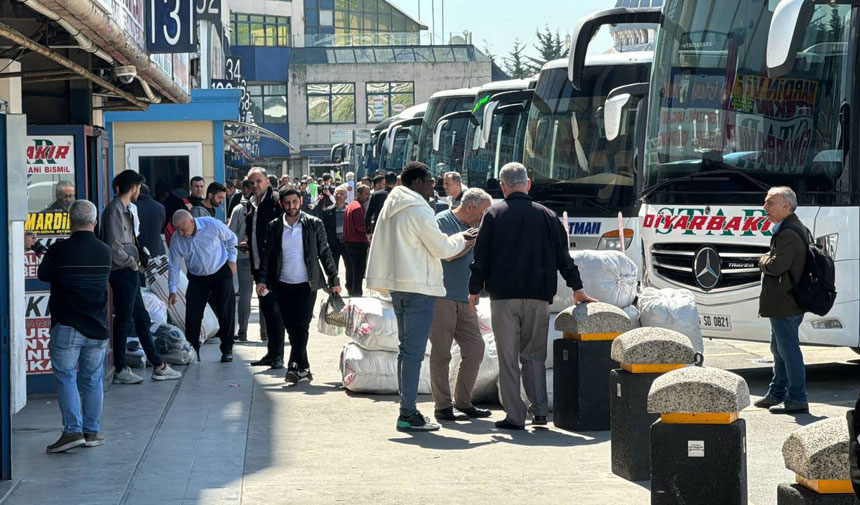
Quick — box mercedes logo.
[693,246,722,290]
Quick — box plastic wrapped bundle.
[550,250,638,311]
[345,297,431,355]
[638,288,703,353]
[145,254,218,343]
[339,343,431,394]
[448,332,499,404]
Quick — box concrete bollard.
[609,327,697,481]
[778,418,859,504]
[647,366,751,505]
[553,302,631,431]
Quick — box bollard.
[778,418,859,505]
[609,327,697,481]
[648,366,750,505]
[553,302,631,431]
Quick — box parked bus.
[414,87,480,176]
[380,102,427,173]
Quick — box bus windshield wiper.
[640,158,771,201]
[538,197,617,217]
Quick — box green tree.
[829,6,844,39]
[526,25,569,70]
[481,39,497,66]
[504,39,531,79]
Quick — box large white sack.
[448,332,498,404]
[145,255,218,343]
[638,288,703,353]
[550,250,638,312]
[623,305,640,329]
[339,343,431,394]
[498,369,555,412]
[476,298,493,337]
[142,290,168,330]
[345,297,430,355]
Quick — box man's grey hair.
[444,171,461,183]
[768,186,798,211]
[499,162,529,188]
[335,184,349,195]
[69,200,96,229]
[460,187,492,208]
[247,167,267,177]
[55,180,74,197]
[172,209,193,227]
[346,171,355,181]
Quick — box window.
[366,81,414,122]
[247,84,288,124]
[231,14,291,46]
[307,83,356,123]
[304,0,422,46]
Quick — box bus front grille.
[650,243,769,292]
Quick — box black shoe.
[494,419,525,431]
[236,334,248,342]
[753,395,783,409]
[220,353,233,363]
[250,356,273,367]
[435,407,468,422]
[770,401,809,414]
[285,368,313,383]
[396,412,440,432]
[532,416,548,426]
[261,335,268,342]
[456,406,492,419]
[270,358,285,370]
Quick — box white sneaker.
[152,364,182,381]
[113,367,144,384]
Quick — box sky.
[392,0,618,63]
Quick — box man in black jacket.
[244,167,287,369]
[135,184,166,257]
[257,188,341,382]
[365,171,397,235]
[468,162,596,430]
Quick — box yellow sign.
[25,211,70,236]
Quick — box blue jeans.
[49,325,109,434]
[767,314,807,403]
[391,292,436,417]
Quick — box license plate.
[699,313,732,331]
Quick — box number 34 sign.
[146,0,197,54]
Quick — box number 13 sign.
[146,0,197,54]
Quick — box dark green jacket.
[758,213,808,318]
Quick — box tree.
[481,39,497,65]
[829,6,844,39]
[526,25,570,70]
[504,39,531,79]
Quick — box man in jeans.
[102,170,181,383]
[755,186,810,414]
[40,200,113,453]
[366,162,472,432]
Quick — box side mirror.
[480,101,501,148]
[766,0,814,78]
[604,93,631,142]
[386,125,402,154]
[433,120,449,152]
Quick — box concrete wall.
[111,121,215,180]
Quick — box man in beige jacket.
[366,161,473,432]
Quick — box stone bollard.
[609,327,697,481]
[647,366,750,505]
[778,418,859,504]
[553,302,631,431]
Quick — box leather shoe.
[457,406,492,418]
[235,334,248,342]
[220,353,233,363]
[250,356,273,367]
[435,407,468,422]
[270,358,285,370]
[532,415,547,426]
[494,419,525,431]
[769,401,809,414]
[753,395,782,409]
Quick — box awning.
[224,121,296,152]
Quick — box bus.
[414,87,480,176]
[380,102,427,173]
[632,0,859,347]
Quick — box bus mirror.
[386,125,402,155]
[767,0,814,78]
[480,101,501,148]
[433,120,449,152]
[605,93,631,142]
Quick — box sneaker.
[152,364,182,381]
[753,395,783,409]
[769,400,810,414]
[113,367,144,385]
[396,412,441,432]
[83,432,105,447]
[46,432,85,453]
[285,368,313,383]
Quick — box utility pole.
[441,0,444,45]
[431,0,435,45]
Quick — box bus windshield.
[644,0,857,206]
[415,95,475,174]
[523,63,651,215]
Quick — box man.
[40,200,112,453]
[365,171,397,235]
[366,161,473,432]
[44,180,75,212]
[298,180,312,213]
[469,162,595,430]
[102,170,181,383]
[164,175,190,222]
[430,188,493,422]
[316,174,336,212]
[245,167,287,368]
[443,172,465,209]
[371,175,385,193]
[228,179,262,342]
[320,185,348,268]
[279,175,290,189]
[189,176,205,207]
[225,179,236,207]
[257,188,341,382]
[342,184,370,297]
[135,184,166,258]
[191,182,227,219]
[168,211,237,362]
[228,177,248,217]
[754,186,810,414]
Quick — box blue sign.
[146,0,197,54]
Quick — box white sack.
[145,255,218,344]
[623,305,640,329]
[142,289,168,330]
[345,297,430,355]
[550,250,638,312]
[638,287,703,353]
[339,343,431,394]
[448,332,499,404]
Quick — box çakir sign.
[642,207,772,236]
[26,137,73,175]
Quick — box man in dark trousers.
[40,200,112,453]
[342,183,370,297]
[257,188,341,383]
[135,184,166,258]
[168,210,237,362]
[754,186,810,414]
[320,185,348,268]
[365,171,397,236]
[244,167,287,369]
[469,162,595,430]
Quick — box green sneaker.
[396,411,440,432]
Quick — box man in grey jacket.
[102,170,181,384]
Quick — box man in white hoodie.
[366,161,475,432]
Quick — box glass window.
[335,48,356,63]
[320,10,334,26]
[366,81,415,122]
[231,13,291,46]
[394,47,415,62]
[453,47,470,61]
[354,48,375,62]
[414,47,434,62]
[307,83,355,123]
[374,48,395,62]
[248,83,289,123]
[433,47,454,62]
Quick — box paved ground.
[3,302,860,505]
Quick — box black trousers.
[275,282,317,370]
[186,262,235,355]
[109,268,163,369]
[342,242,368,297]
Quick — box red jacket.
[343,200,368,244]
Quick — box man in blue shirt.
[429,188,493,422]
[168,210,238,362]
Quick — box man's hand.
[256,283,268,296]
[573,289,598,305]
[468,293,480,312]
[168,293,178,306]
[332,285,342,295]
[228,261,237,274]
[239,241,248,251]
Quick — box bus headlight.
[810,318,843,330]
[816,233,838,260]
[597,229,634,251]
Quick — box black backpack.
[780,224,837,316]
